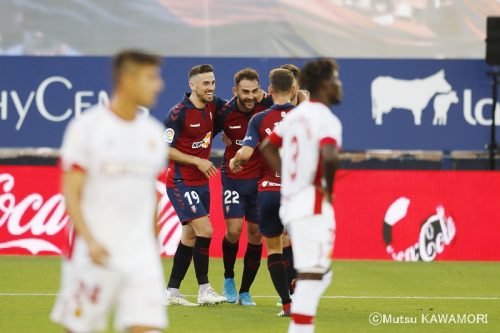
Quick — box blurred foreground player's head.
[189,64,216,104]
[300,58,342,106]
[268,68,296,102]
[112,50,163,108]
[233,67,260,112]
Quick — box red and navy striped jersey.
[163,93,226,187]
[215,96,273,179]
[243,102,294,192]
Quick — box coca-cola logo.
[383,197,456,262]
[0,172,182,256]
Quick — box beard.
[195,89,214,103]
[237,97,257,112]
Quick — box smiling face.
[189,71,216,103]
[234,79,259,112]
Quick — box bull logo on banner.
[383,197,456,262]
[371,69,500,127]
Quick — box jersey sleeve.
[163,105,185,147]
[214,102,230,136]
[242,113,261,148]
[319,115,343,149]
[60,119,90,172]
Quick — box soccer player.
[229,68,296,317]
[51,50,168,333]
[163,64,227,306]
[261,58,343,333]
[215,68,272,305]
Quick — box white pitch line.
[1,293,499,300]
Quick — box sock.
[288,317,314,333]
[239,243,262,293]
[167,242,193,289]
[193,236,211,285]
[199,283,211,294]
[283,245,297,293]
[267,253,291,304]
[222,236,239,279]
[289,277,329,333]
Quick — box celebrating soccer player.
[230,68,297,317]
[163,64,227,306]
[215,68,272,305]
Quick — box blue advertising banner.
[0,57,498,150]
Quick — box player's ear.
[268,85,273,95]
[290,85,297,100]
[188,80,196,91]
[232,86,237,97]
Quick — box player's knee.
[225,228,241,243]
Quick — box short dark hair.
[280,64,300,79]
[234,68,259,86]
[112,50,161,86]
[300,58,338,95]
[189,64,214,79]
[269,68,294,94]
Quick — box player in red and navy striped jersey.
[214,68,273,306]
[229,68,296,317]
[163,64,227,306]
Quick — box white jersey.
[270,100,342,224]
[60,105,167,272]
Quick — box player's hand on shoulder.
[297,90,310,104]
[221,132,232,146]
[229,157,243,173]
[87,239,110,266]
[196,158,218,178]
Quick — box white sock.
[167,288,180,297]
[199,283,211,294]
[289,275,331,333]
[288,321,314,333]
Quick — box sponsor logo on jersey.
[164,128,175,143]
[235,140,244,146]
[192,132,212,149]
[261,181,281,187]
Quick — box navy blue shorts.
[221,175,258,223]
[257,191,283,237]
[167,182,210,224]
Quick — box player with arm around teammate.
[230,68,297,317]
[163,64,227,306]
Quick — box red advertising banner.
[1,166,499,261]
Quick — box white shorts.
[288,205,336,274]
[51,258,167,332]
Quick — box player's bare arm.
[259,137,281,175]
[63,169,109,266]
[169,147,217,178]
[229,146,254,173]
[320,144,341,203]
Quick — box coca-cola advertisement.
[1,167,499,261]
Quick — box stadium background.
[1,1,500,333]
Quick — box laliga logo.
[383,197,456,262]
[371,70,500,126]
[0,172,181,256]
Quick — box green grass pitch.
[0,256,499,332]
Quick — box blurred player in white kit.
[261,58,343,333]
[51,50,168,333]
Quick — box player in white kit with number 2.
[51,50,168,333]
[261,58,343,333]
